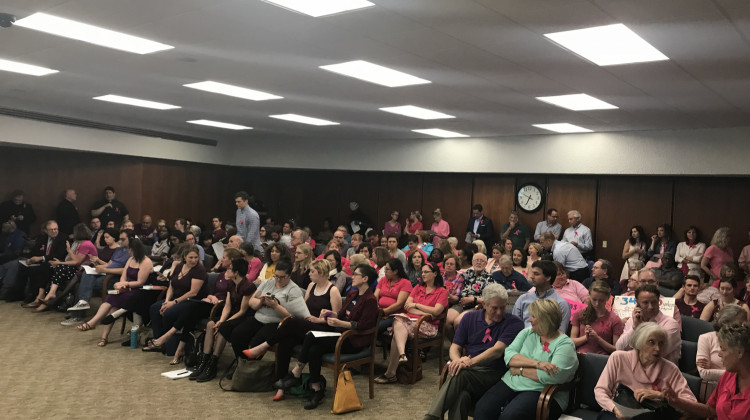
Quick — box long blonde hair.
[293,244,313,273]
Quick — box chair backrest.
[681,315,713,342]
[206,272,220,292]
[203,254,216,270]
[679,340,698,375]
[682,372,702,401]
[658,286,677,297]
[578,353,610,410]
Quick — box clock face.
[517,184,544,213]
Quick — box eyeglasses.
[275,274,289,279]
[352,272,363,278]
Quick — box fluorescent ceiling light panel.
[15,13,173,54]
[544,23,668,66]
[320,60,430,87]
[412,129,468,138]
[93,95,180,110]
[0,58,58,76]
[183,81,282,101]
[270,114,339,126]
[380,105,454,120]
[533,123,593,133]
[188,120,252,130]
[263,0,374,17]
[536,94,617,111]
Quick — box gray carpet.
[0,301,445,419]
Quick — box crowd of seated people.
[6,189,750,418]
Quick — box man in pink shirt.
[615,284,681,364]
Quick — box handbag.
[219,357,275,392]
[396,353,423,384]
[612,384,680,420]
[183,331,205,368]
[331,364,362,414]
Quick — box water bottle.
[130,326,138,349]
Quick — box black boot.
[195,355,219,382]
[189,353,210,380]
[303,388,325,410]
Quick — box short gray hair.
[189,225,202,237]
[718,323,750,354]
[447,237,458,246]
[630,322,669,354]
[568,210,581,219]
[498,255,513,266]
[714,304,747,332]
[482,283,508,302]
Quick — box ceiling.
[1,0,750,146]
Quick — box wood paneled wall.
[2,146,750,278]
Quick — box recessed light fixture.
[320,60,430,87]
[93,95,180,110]
[262,0,374,17]
[412,129,468,138]
[0,58,58,76]
[536,94,617,111]
[15,13,173,54]
[533,123,593,133]
[544,23,668,66]
[270,114,339,126]
[183,81,282,101]
[187,120,252,130]
[380,105,454,120]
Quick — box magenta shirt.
[246,257,263,282]
[431,220,450,247]
[407,285,449,325]
[376,277,412,309]
[705,245,734,285]
[406,221,423,234]
[384,221,401,237]
[571,309,622,354]
[76,240,98,264]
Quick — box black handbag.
[612,384,681,420]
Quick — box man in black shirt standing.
[0,190,36,235]
[91,186,128,228]
[55,189,80,239]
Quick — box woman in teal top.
[474,299,578,420]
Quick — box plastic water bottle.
[130,326,138,349]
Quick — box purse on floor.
[219,357,275,392]
[331,364,362,414]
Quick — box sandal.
[22,299,43,308]
[142,339,164,352]
[97,338,108,347]
[170,355,184,365]
[398,354,408,364]
[77,322,95,332]
[374,374,398,384]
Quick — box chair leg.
[438,340,444,373]
[369,360,374,399]
[120,316,127,334]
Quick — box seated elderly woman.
[142,247,244,363]
[697,303,747,381]
[144,245,207,355]
[275,264,380,410]
[447,253,492,332]
[218,260,310,359]
[570,281,622,354]
[257,242,292,282]
[76,238,153,346]
[442,254,464,311]
[490,255,532,292]
[376,261,449,384]
[663,323,750,420]
[474,299,579,420]
[595,322,697,420]
[35,223,97,312]
[242,260,342,400]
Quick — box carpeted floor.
[0,300,445,419]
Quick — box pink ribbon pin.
[482,328,492,343]
[574,231,578,237]
[542,342,550,353]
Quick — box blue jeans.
[0,259,20,292]
[77,273,117,302]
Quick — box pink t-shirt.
[246,257,263,282]
[376,277,412,309]
[571,309,623,355]
[384,221,401,237]
[407,285,449,325]
[705,245,734,285]
[430,220,450,247]
[76,240,98,264]
[406,221,423,234]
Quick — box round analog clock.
[516,183,545,213]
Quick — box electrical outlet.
[602,241,607,248]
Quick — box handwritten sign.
[612,296,675,319]
[565,298,588,321]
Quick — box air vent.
[0,107,217,146]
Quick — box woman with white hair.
[474,299,578,420]
[594,322,696,419]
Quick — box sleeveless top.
[306,283,334,317]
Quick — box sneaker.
[67,300,90,311]
[61,317,83,326]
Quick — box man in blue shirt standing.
[512,260,571,333]
[234,191,262,254]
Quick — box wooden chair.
[321,326,378,399]
[410,309,448,380]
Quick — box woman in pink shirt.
[571,281,622,355]
[430,208,450,247]
[374,258,412,335]
[702,227,734,283]
[697,304,747,381]
[404,210,423,235]
[383,210,401,237]
[376,262,448,384]
[595,323,696,419]
[36,223,98,311]
[525,243,542,280]
[664,324,750,420]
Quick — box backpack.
[183,331,204,368]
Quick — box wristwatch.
[519,367,524,376]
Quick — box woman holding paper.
[594,323,696,420]
[570,281,623,355]
[243,259,342,400]
[76,238,152,347]
[376,261,448,384]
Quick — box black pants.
[218,315,278,358]
[27,263,53,298]
[267,317,329,380]
[568,266,591,282]
[474,379,562,420]
[173,301,213,343]
[297,332,360,385]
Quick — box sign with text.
[612,295,675,319]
